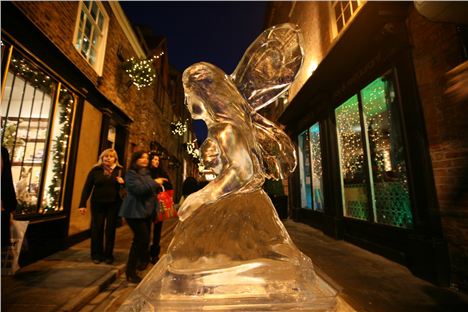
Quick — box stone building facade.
[265,1,468,290]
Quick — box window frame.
[334,70,414,229]
[72,0,109,76]
[330,0,365,40]
[1,45,77,218]
[297,121,325,212]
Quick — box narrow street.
[78,219,468,312]
[78,219,179,312]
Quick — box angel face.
[183,62,251,127]
[185,93,209,121]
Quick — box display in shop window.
[1,48,75,216]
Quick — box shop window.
[336,95,369,220]
[1,49,75,216]
[73,0,109,75]
[106,124,116,149]
[298,122,324,211]
[298,130,312,208]
[361,77,412,228]
[335,74,413,228]
[331,0,364,36]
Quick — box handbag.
[1,220,29,275]
[154,185,177,223]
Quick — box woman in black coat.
[1,146,17,250]
[79,148,124,264]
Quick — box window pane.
[89,46,96,65]
[333,1,363,35]
[1,54,57,215]
[75,31,83,50]
[90,1,98,21]
[79,11,85,33]
[336,95,369,220]
[97,11,104,30]
[337,17,344,33]
[40,88,75,214]
[310,123,324,211]
[84,19,92,39]
[334,3,341,18]
[343,3,352,24]
[361,77,413,228]
[298,130,312,209]
[74,1,107,68]
[92,29,99,46]
[81,36,90,57]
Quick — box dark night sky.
[120,1,268,141]
[120,1,268,73]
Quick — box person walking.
[79,148,124,265]
[178,177,200,207]
[1,146,17,251]
[148,153,173,264]
[119,151,159,283]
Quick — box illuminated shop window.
[1,48,75,216]
[73,0,109,75]
[336,95,369,220]
[298,130,312,208]
[335,74,413,228]
[331,0,364,36]
[309,123,324,211]
[298,122,324,211]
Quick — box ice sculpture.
[118,23,337,311]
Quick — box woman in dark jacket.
[1,146,17,250]
[79,148,124,264]
[148,153,173,264]
[119,151,159,283]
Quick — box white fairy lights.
[170,120,188,136]
[124,51,164,90]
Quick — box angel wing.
[230,23,304,112]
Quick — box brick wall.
[407,7,468,290]
[13,1,180,173]
[13,1,98,85]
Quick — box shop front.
[280,3,450,285]
[1,2,131,264]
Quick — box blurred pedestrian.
[148,153,173,264]
[1,146,17,250]
[79,148,124,265]
[446,60,468,103]
[119,151,159,283]
[178,176,200,206]
[446,60,468,204]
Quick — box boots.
[126,272,142,284]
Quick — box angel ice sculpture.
[118,23,337,312]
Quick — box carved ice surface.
[118,24,337,311]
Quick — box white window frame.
[330,0,365,40]
[72,0,109,76]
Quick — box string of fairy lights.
[169,119,206,173]
[335,79,397,182]
[44,89,74,214]
[6,56,74,214]
[124,51,164,90]
[170,120,188,136]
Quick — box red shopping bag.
[154,186,177,223]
